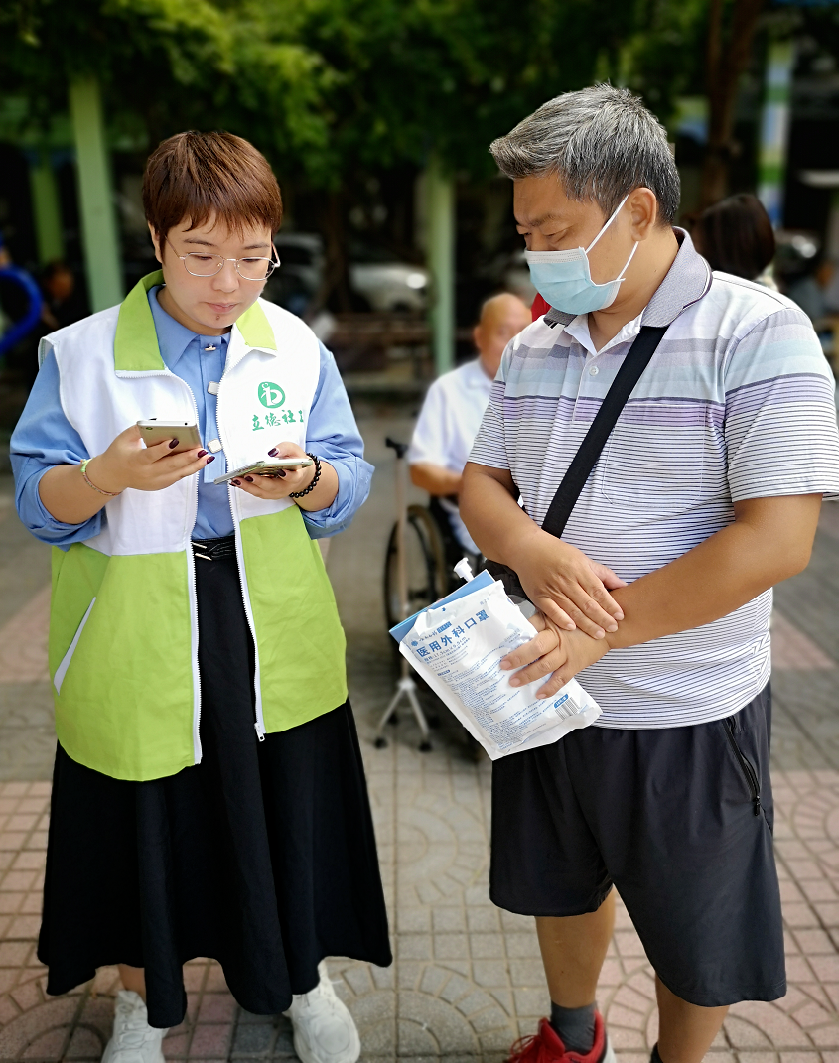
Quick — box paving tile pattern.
[0,426,838,1061]
[0,499,57,782]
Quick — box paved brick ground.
[0,417,838,1062]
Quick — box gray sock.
[549,1000,596,1055]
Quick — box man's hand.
[512,531,627,639]
[499,612,608,699]
[460,463,626,639]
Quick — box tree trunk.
[313,189,353,315]
[700,0,766,207]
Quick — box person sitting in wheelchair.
[408,292,531,572]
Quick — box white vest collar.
[113,270,279,374]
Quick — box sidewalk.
[0,419,838,1061]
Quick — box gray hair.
[490,84,680,225]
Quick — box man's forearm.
[460,463,541,558]
[605,494,822,650]
[410,463,463,497]
[499,493,823,698]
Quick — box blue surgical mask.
[524,196,638,315]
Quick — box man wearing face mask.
[460,86,839,1063]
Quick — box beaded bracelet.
[289,453,322,498]
[79,458,122,497]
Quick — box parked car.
[267,232,429,315]
[348,242,429,313]
[263,233,325,318]
[273,233,324,295]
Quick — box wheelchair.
[383,495,482,630]
[376,439,485,754]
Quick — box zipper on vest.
[186,533,204,762]
[724,717,761,816]
[117,363,206,763]
[182,377,204,765]
[215,364,267,742]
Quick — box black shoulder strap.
[541,324,667,538]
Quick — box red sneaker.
[507,1013,614,1063]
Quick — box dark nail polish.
[231,479,241,486]
[169,439,180,449]
[277,470,286,477]
[197,450,208,458]
[267,448,278,457]
[206,455,215,463]
[244,475,254,482]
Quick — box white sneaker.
[284,962,360,1063]
[101,990,168,1063]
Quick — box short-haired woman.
[11,132,391,1063]
[691,194,776,285]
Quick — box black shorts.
[490,686,785,1007]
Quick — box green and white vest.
[45,272,347,782]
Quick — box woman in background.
[691,193,776,286]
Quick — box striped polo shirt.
[470,230,839,728]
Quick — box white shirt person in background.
[408,292,531,556]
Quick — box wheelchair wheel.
[384,504,449,630]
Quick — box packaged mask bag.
[391,571,601,759]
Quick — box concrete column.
[28,150,65,263]
[757,39,795,228]
[426,157,455,376]
[69,75,123,310]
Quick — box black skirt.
[38,544,392,1029]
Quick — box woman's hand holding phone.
[229,441,314,498]
[39,425,214,526]
[231,440,339,512]
[87,425,213,494]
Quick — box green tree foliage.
[2,0,652,185]
[278,0,640,183]
[6,0,784,301]
[619,0,710,119]
[0,0,334,165]
[620,0,768,203]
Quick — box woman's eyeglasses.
[170,242,280,281]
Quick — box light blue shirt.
[11,288,373,546]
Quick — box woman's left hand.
[230,441,316,500]
[499,611,611,698]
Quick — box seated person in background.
[409,292,531,561]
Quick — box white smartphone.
[137,420,202,454]
[213,459,313,485]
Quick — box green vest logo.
[258,381,285,408]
